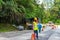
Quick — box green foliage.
[0,0,60,24]
[42,0,60,24]
[0,23,17,32]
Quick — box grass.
[0,23,17,32]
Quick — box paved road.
[0,25,60,40]
[0,30,32,40]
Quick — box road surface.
[0,25,60,40]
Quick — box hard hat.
[34,17,37,20]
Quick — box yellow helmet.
[34,17,37,20]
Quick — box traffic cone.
[31,33,35,40]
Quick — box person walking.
[37,22,42,33]
[33,17,39,40]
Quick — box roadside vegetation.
[0,0,60,32]
[0,23,17,32]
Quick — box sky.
[43,0,54,9]
[36,0,54,9]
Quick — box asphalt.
[0,25,60,40]
[0,30,32,38]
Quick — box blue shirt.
[37,23,42,29]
